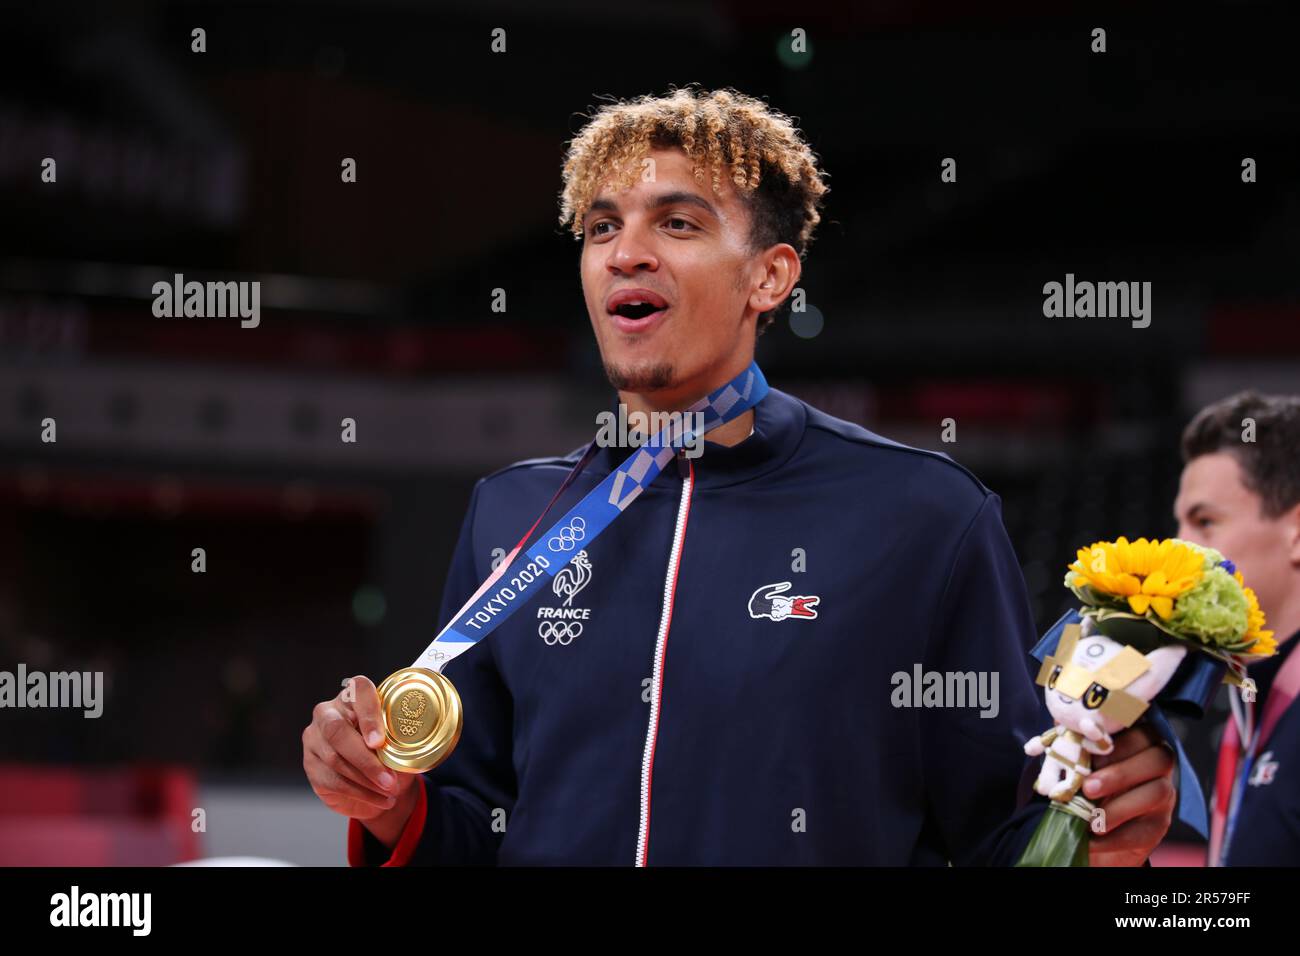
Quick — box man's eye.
[665,218,695,231]
[589,222,614,237]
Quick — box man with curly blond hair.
[306,86,1179,866]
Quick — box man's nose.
[607,226,658,273]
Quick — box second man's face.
[1175,451,1293,623]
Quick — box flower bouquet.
[1016,537,1275,867]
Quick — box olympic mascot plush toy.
[1024,617,1185,802]
[1015,536,1275,866]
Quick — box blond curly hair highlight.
[558,85,830,333]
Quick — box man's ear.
[1285,501,1300,568]
[749,244,801,317]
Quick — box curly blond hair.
[558,85,830,333]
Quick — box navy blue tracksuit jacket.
[1222,628,1300,865]
[349,386,1051,865]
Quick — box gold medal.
[375,667,463,773]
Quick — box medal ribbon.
[410,361,769,673]
[1209,639,1300,865]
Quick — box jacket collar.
[1246,627,1300,706]
[583,386,806,490]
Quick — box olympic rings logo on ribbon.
[538,621,583,645]
[547,516,587,552]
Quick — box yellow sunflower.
[1236,573,1276,656]
[1069,537,1204,620]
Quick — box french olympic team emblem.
[552,551,593,606]
[1249,751,1279,787]
[538,550,594,645]
[539,620,583,645]
[748,581,820,622]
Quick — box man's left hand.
[1085,722,1176,866]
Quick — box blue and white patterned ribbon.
[412,362,769,672]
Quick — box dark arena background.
[1,0,1297,877]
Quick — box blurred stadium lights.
[0,361,597,473]
[0,258,400,315]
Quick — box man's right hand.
[303,675,419,841]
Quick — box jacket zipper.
[635,451,695,866]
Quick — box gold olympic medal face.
[375,667,463,773]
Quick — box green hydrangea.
[1183,540,1225,571]
[1168,565,1248,647]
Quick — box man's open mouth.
[606,289,671,331]
[613,301,663,320]
[607,289,669,314]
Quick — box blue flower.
[1218,558,1237,575]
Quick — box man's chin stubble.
[603,360,676,393]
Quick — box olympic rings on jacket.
[538,620,584,645]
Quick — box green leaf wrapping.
[1015,801,1090,867]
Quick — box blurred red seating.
[1150,841,1207,866]
[0,763,202,866]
